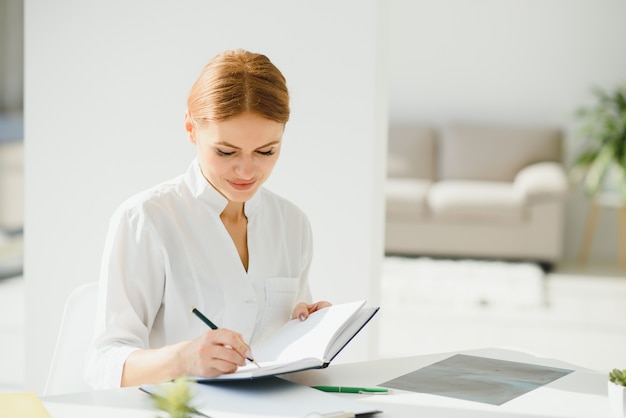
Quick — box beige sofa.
[385,123,568,268]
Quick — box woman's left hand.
[291,301,332,321]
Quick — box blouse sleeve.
[84,204,165,389]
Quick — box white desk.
[42,347,611,417]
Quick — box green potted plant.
[151,376,199,418]
[609,368,626,417]
[570,83,626,202]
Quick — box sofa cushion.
[388,124,437,180]
[514,162,568,203]
[428,180,526,223]
[386,178,431,220]
[438,124,562,182]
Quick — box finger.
[213,330,255,363]
[291,302,309,321]
[189,341,245,377]
[202,330,248,364]
[217,361,240,375]
[292,301,332,321]
[231,339,255,362]
[307,301,332,313]
[196,355,241,377]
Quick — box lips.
[228,179,256,191]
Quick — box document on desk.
[380,354,574,405]
[141,377,381,417]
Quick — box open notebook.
[193,299,379,381]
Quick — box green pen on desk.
[190,306,261,368]
[312,386,389,394]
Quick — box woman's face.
[187,112,284,203]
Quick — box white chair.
[44,282,99,395]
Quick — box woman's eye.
[216,149,235,157]
[257,149,275,156]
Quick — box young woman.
[85,49,330,389]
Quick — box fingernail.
[245,350,254,360]
[299,313,306,321]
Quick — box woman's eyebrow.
[216,140,281,150]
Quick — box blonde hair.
[187,49,290,125]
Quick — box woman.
[85,49,330,389]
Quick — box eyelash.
[216,149,275,157]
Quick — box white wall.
[24,0,388,393]
[388,0,626,262]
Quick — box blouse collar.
[186,159,262,217]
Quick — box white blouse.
[85,159,313,389]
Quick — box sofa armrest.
[514,162,568,203]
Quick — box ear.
[184,111,196,144]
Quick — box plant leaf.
[584,145,615,194]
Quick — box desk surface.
[42,347,611,418]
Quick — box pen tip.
[190,306,196,312]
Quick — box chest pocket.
[258,276,299,342]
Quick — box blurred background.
[0,0,23,280]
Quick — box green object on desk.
[312,385,388,394]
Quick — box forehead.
[202,113,284,146]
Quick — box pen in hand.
[190,306,261,368]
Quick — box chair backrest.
[44,282,98,395]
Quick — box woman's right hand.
[177,328,253,378]
[121,328,253,386]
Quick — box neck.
[221,201,246,222]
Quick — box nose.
[234,155,255,179]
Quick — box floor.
[0,259,624,392]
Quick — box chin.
[226,189,257,203]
